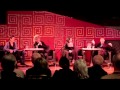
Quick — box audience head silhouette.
[31,52,41,64]
[73,59,89,79]
[31,52,48,69]
[92,55,104,65]
[59,56,70,69]
[1,54,17,72]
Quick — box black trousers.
[0,50,5,61]
[6,50,25,64]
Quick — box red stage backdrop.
[0,11,120,60]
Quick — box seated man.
[3,35,26,65]
[101,53,120,79]
[52,56,78,80]
[33,35,49,59]
[94,37,109,60]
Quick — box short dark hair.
[10,35,15,39]
[59,56,70,69]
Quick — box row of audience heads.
[2,50,120,78]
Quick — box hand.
[38,42,42,45]
[69,50,72,53]
[91,39,95,45]
[9,49,14,53]
[108,43,112,47]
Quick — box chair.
[47,50,56,66]
[77,49,83,59]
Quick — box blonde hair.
[33,34,40,43]
[73,59,89,79]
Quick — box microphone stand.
[53,44,65,67]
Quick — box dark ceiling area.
[0,0,120,26]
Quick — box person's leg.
[12,51,18,68]
[65,50,69,59]
[19,50,26,65]
[72,50,76,60]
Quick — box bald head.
[73,59,89,78]
[93,55,104,65]
[31,53,41,64]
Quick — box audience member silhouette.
[101,52,120,79]
[88,55,107,79]
[0,54,23,80]
[52,56,78,80]
[25,53,51,79]
[73,59,89,79]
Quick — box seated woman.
[62,37,75,62]
[33,35,49,59]
[52,56,78,80]
[3,35,26,65]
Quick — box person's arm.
[3,42,10,52]
[41,41,48,50]
[33,42,37,48]
[13,42,18,52]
